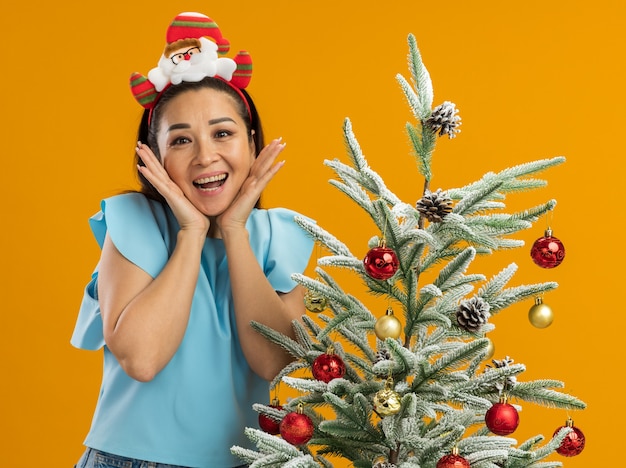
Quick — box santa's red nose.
[184,54,191,61]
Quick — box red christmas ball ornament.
[279,406,314,445]
[530,228,565,268]
[312,347,346,383]
[258,397,282,435]
[554,417,586,457]
[436,454,470,468]
[363,241,399,280]
[485,397,519,435]
[437,447,470,468]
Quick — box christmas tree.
[232,34,586,468]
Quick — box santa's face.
[160,45,207,74]
[169,46,201,65]
[156,38,219,85]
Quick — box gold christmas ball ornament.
[484,339,495,360]
[374,308,402,340]
[373,378,401,416]
[528,296,554,328]
[304,289,328,313]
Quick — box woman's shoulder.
[87,192,167,244]
[90,192,173,278]
[247,208,313,247]
[248,207,311,227]
[247,208,315,292]
[101,192,166,218]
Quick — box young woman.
[72,13,313,468]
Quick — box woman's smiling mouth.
[193,173,228,191]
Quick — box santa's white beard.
[168,55,218,85]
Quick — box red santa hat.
[166,12,230,55]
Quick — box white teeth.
[194,174,227,184]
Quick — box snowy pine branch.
[407,33,433,118]
[294,215,353,257]
[509,381,586,410]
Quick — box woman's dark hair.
[134,77,264,205]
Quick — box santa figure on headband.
[148,12,237,91]
[130,12,252,109]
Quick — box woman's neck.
[207,217,221,238]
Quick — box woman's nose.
[194,141,218,165]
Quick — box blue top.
[71,193,314,467]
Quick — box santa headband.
[129,12,252,120]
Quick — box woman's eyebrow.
[208,117,236,125]
[167,123,191,132]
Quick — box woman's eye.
[171,136,191,146]
[215,130,231,138]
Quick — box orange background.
[1,1,623,466]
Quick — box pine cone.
[416,189,453,223]
[456,296,491,332]
[374,349,392,364]
[487,356,517,391]
[425,101,461,138]
[490,356,514,369]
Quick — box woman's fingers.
[253,138,285,176]
[135,142,209,233]
[247,138,286,192]
[136,142,173,192]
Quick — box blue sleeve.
[70,193,172,350]
[90,193,172,278]
[70,274,104,350]
[249,208,315,293]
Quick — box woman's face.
[156,87,255,217]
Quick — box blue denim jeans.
[75,448,248,468]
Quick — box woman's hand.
[136,142,210,235]
[217,138,286,235]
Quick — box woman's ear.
[249,129,257,156]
